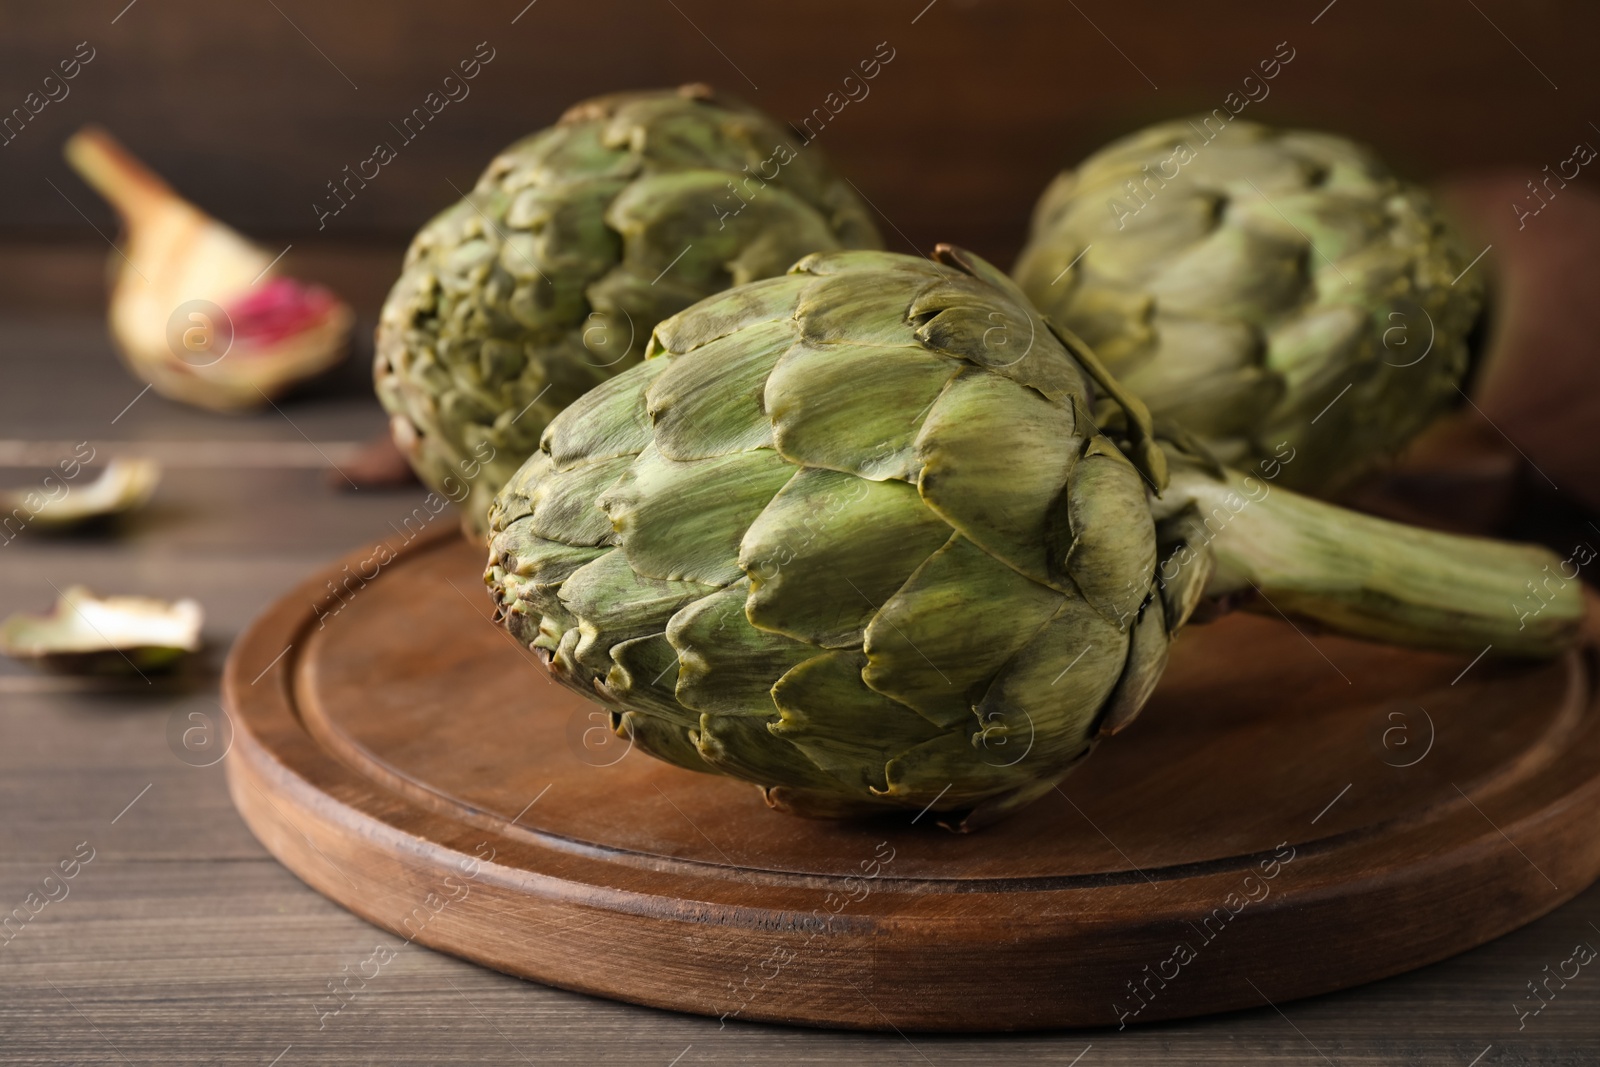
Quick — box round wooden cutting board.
[222,523,1600,1031]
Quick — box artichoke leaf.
[766,340,958,482]
[489,530,608,622]
[619,710,716,774]
[1049,322,1168,490]
[1154,515,1218,634]
[740,468,951,648]
[1046,286,1155,368]
[1142,223,1307,324]
[1265,303,1366,390]
[716,193,852,285]
[913,303,1078,395]
[1229,189,1385,264]
[541,357,668,470]
[558,548,716,676]
[794,269,927,347]
[1062,437,1159,623]
[646,319,790,460]
[649,273,812,355]
[604,632,696,728]
[666,582,814,717]
[527,453,633,546]
[603,170,762,290]
[791,248,938,279]
[696,711,855,792]
[863,534,1065,728]
[599,444,795,586]
[584,270,712,354]
[1126,365,1285,441]
[974,594,1130,766]
[1072,195,1224,284]
[914,368,1082,587]
[769,650,944,793]
[1096,594,1169,736]
[879,729,1042,810]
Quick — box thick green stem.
[1166,467,1585,658]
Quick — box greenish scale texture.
[485,246,1584,828]
[485,248,1195,826]
[376,84,881,536]
[1013,117,1485,493]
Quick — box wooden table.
[4,316,1598,1065]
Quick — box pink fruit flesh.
[226,277,339,349]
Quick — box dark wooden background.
[1,0,1593,269]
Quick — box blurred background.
[2,0,1593,321]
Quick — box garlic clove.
[64,126,353,413]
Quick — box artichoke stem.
[1168,467,1584,659]
[64,126,177,228]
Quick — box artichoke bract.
[377,84,881,535]
[1013,118,1485,494]
[485,248,1579,828]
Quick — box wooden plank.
[0,858,1597,1063]
[0,239,405,322]
[0,315,390,438]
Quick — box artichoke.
[376,84,881,535]
[1013,117,1485,493]
[485,247,1578,827]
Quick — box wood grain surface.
[4,316,1600,1061]
[220,520,1600,1032]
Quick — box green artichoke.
[485,247,1577,827]
[376,84,881,535]
[1013,117,1485,494]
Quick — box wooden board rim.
[222,523,1600,1031]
